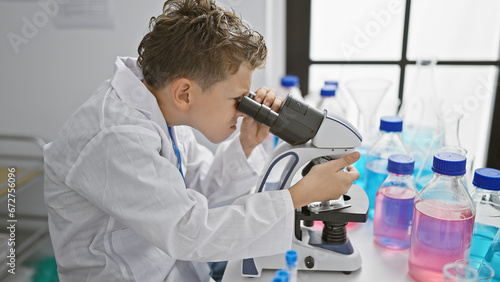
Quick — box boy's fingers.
[270,95,283,112]
[332,151,361,171]
[261,89,276,107]
[254,87,269,103]
[254,87,281,110]
[345,165,360,181]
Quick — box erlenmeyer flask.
[438,111,475,191]
[398,59,444,190]
[345,78,392,189]
[441,111,463,148]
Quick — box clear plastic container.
[408,152,476,282]
[442,260,479,282]
[454,259,495,282]
[373,154,417,249]
[364,116,410,219]
[316,82,346,117]
[470,168,500,261]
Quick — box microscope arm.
[252,111,362,194]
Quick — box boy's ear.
[170,78,194,111]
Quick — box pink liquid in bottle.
[373,186,416,249]
[408,199,475,282]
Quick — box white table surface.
[222,220,415,282]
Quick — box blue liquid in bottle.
[365,160,388,219]
[364,116,409,219]
[470,167,500,266]
[353,147,367,189]
[407,127,441,191]
[484,242,500,282]
[414,168,434,191]
[471,224,499,261]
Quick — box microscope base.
[241,229,362,277]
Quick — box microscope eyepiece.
[237,94,279,128]
[236,92,324,145]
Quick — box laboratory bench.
[222,220,414,281]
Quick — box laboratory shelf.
[0,134,51,281]
[0,215,51,281]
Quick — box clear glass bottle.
[316,82,346,117]
[278,75,304,102]
[364,116,410,219]
[408,152,475,282]
[469,168,500,261]
[373,154,417,249]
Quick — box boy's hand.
[288,152,361,209]
[239,87,282,158]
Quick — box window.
[286,0,500,169]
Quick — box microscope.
[237,92,369,277]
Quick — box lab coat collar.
[110,56,170,137]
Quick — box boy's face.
[189,63,253,143]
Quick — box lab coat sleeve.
[182,129,268,207]
[65,126,294,261]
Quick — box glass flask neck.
[372,131,407,149]
[418,172,474,213]
[376,131,403,143]
[472,187,500,196]
[441,112,463,148]
[430,172,466,183]
[419,172,470,197]
[388,172,413,179]
[383,172,418,192]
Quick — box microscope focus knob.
[304,256,315,269]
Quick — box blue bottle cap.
[473,168,500,191]
[281,75,299,87]
[275,269,289,280]
[320,84,337,97]
[271,276,285,282]
[286,250,298,265]
[387,154,415,175]
[324,80,338,87]
[431,152,467,176]
[379,116,403,132]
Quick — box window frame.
[286,0,500,169]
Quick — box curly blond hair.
[137,0,267,91]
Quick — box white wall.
[0,0,286,149]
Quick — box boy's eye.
[234,97,242,102]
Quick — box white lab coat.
[43,57,294,282]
